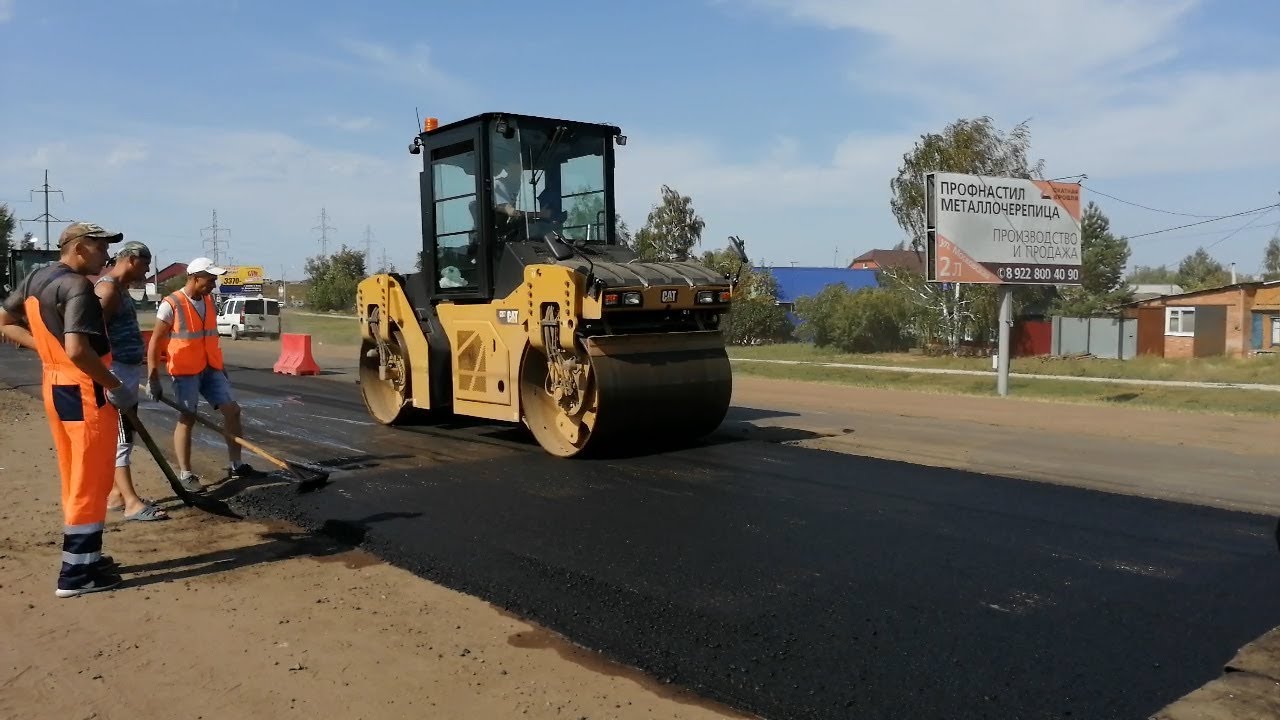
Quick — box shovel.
[151,393,331,492]
[122,408,241,518]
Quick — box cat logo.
[496,309,520,325]
[661,289,678,304]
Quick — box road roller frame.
[357,111,740,457]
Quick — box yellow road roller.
[356,112,741,457]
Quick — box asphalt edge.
[1149,625,1280,719]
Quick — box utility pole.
[380,247,389,273]
[363,225,375,263]
[200,210,231,265]
[313,207,336,256]
[22,170,68,251]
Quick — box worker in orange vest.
[0,222,139,597]
[145,257,263,492]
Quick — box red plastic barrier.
[273,333,322,376]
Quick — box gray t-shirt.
[1,262,110,356]
[156,288,207,325]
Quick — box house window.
[1166,307,1195,336]
[1272,317,1280,345]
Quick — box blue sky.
[2,0,1278,280]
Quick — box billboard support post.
[997,286,1013,397]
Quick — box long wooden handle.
[122,408,196,506]
[150,391,292,473]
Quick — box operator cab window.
[432,140,479,292]
[489,122,611,246]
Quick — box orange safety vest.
[162,290,223,376]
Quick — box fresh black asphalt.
[3,345,1279,720]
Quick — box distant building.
[1128,283,1184,302]
[847,249,925,275]
[756,266,879,323]
[1123,280,1280,358]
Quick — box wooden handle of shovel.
[150,391,294,474]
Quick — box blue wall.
[755,266,880,326]
[758,266,879,304]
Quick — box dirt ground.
[3,345,1277,719]
[0,389,749,720]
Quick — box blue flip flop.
[123,502,169,522]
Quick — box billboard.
[925,173,1083,285]
[218,265,264,296]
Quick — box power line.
[20,170,69,251]
[1081,183,1226,218]
[363,225,374,262]
[1205,205,1278,251]
[313,207,336,256]
[1127,203,1280,241]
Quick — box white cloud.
[105,141,148,167]
[708,0,1280,265]
[615,128,917,256]
[318,115,377,132]
[337,39,473,104]
[750,0,1194,99]
[1,126,424,272]
[0,0,13,23]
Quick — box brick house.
[1124,281,1280,358]
[847,249,925,275]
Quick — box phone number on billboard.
[996,265,1080,282]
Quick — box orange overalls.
[24,292,119,587]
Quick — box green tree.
[634,185,705,262]
[698,245,792,345]
[1051,202,1134,316]
[1263,236,1280,282]
[886,116,1045,348]
[616,216,633,249]
[305,245,366,312]
[1127,264,1179,284]
[794,284,913,353]
[1176,247,1230,291]
[890,116,1044,253]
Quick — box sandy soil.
[0,389,748,720]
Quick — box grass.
[131,307,1279,415]
[731,360,1280,417]
[730,343,1280,386]
[278,311,361,346]
[136,309,362,347]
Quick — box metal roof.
[757,266,879,303]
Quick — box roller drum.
[520,330,732,457]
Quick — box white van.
[216,296,281,340]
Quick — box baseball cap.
[59,222,124,247]
[186,257,227,276]
[115,241,152,260]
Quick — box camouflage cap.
[115,240,152,259]
[59,222,124,247]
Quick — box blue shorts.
[171,367,235,415]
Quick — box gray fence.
[1052,317,1137,360]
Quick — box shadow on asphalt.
[116,512,422,589]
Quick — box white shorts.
[111,362,145,468]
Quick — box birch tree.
[887,116,1045,348]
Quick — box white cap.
[186,257,227,276]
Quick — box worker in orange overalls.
[0,222,139,598]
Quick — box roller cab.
[357,112,738,457]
